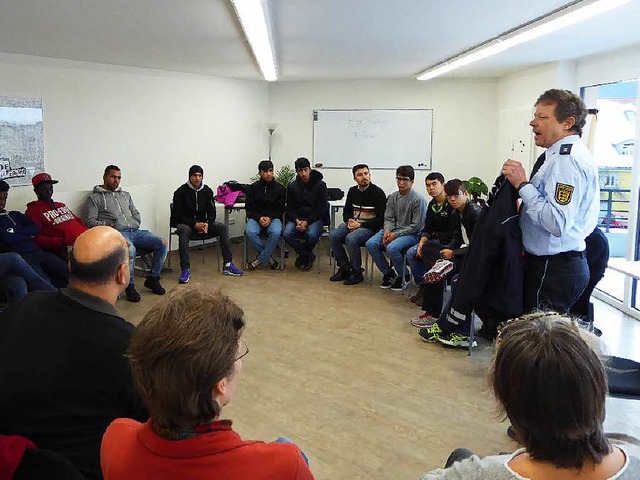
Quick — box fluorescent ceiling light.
[231,0,277,81]
[417,0,631,81]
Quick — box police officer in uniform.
[502,89,599,313]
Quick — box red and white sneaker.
[410,312,439,328]
[423,259,454,284]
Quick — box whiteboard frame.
[312,108,434,170]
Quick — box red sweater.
[101,419,315,480]
[25,200,87,256]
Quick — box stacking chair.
[167,203,220,271]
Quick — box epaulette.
[559,144,572,155]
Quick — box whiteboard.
[313,109,433,170]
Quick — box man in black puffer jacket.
[244,160,286,271]
[283,157,328,271]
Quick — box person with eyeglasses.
[405,172,457,326]
[417,179,483,347]
[365,165,426,290]
[101,285,314,480]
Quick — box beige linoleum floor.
[117,241,640,480]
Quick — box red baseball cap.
[32,172,59,188]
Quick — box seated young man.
[405,172,455,313]
[171,165,243,283]
[244,160,286,271]
[329,163,386,285]
[283,157,328,271]
[86,165,168,301]
[414,179,482,346]
[365,165,425,290]
[0,180,68,288]
[25,172,88,260]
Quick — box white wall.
[577,44,640,88]
[0,53,269,234]
[268,79,499,196]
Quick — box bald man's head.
[70,227,129,284]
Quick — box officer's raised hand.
[502,159,527,189]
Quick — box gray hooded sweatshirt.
[85,185,141,231]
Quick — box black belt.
[525,250,585,260]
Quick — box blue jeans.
[245,218,282,264]
[121,229,168,283]
[329,223,375,272]
[406,244,426,283]
[365,230,419,276]
[283,220,323,260]
[0,252,56,302]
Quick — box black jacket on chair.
[451,175,524,319]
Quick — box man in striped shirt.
[329,164,386,285]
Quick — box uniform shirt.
[519,135,599,255]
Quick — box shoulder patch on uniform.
[559,144,573,155]
[555,183,574,205]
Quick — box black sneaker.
[343,271,364,285]
[144,276,166,295]
[295,255,305,269]
[330,267,351,282]
[267,256,279,270]
[301,253,316,271]
[125,284,141,302]
[380,269,397,289]
[390,276,404,291]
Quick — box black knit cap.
[0,180,9,193]
[189,165,204,177]
[295,157,310,170]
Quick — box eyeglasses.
[446,192,464,199]
[395,176,412,182]
[234,340,250,362]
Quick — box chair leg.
[468,313,476,357]
[401,251,411,295]
[280,237,286,271]
[168,231,173,268]
[243,233,248,267]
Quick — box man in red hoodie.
[25,173,87,260]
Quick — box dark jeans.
[523,252,589,313]
[0,252,56,302]
[571,228,609,320]
[176,221,233,269]
[20,250,69,288]
[283,220,324,261]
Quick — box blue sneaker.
[222,262,243,276]
[178,268,190,284]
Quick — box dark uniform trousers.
[523,251,589,313]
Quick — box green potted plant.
[464,176,489,206]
